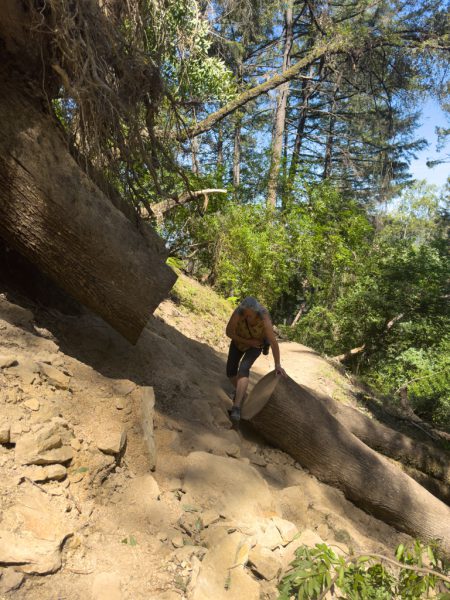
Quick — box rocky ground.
[0,284,413,600]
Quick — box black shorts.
[226,341,262,378]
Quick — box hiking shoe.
[230,406,241,421]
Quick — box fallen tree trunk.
[0,79,176,344]
[318,394,450,485]
[402,466,450,506]
[242,373,450,553]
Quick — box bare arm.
[263,314,286,375]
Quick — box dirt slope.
[0,276,421,599]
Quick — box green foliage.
[211,203,292,309]
[169,270,234,320]
[166,256,185,272]
[171,182,372,312]
[155,0,236,102]
[285,183,449,428]
[278,541,450,600]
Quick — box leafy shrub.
[278,541,450,599]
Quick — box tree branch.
[177,38,349,141]
[149,189,227,221]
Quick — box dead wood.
[149,189,227,222]
[318,394,450,485]
[243,373,450,553]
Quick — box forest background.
[50,0,449,429]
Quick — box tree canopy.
[16,0,450,428]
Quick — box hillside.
[0,273,443,599]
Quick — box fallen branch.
[332,344,366,362]
[291,302,306,327]
[149,189,227,222]
[333,314,404,362]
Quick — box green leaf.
[427,546,436,566]
[396,544,405,560]
[182,504,199,512]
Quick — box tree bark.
[403,466,450,506]
[242,373,450,552]
[266,0,294,209]
[333,315,404,362]
[318,393,450,485]
[289,61,321,181]
[291,302,306,327]
[322,71,342,180]
[233,117,242,189]
[217,125,223,175]
[191,136,200,176]
[333,344,366,362]
[0,80,176,344]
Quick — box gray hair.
[237,296,266,316]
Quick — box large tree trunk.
[289,61,321,181]
[322,71,342,180]
[0,78,176,344]
[242,373,450,553]
[319,394,450,485]
[233,118,242,189]
[266,0,294,209]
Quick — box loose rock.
[0,568,25,593]
[250,454,267,467]
[115,398,126,410]
[114,380,136,396]
[201,510,221,528]
[0,356,18,369]
[248,545,281,581]
[210,405,232,428]
[95,429,127,455]
[272,517,299,545]
[9,422,23,444]
[15,424,73,465]
[23,464,67,482]
[70,438,82,451]
[280,529,325,570]
[191,528,260,600]
[24,399,40,411]
[0,530,64,574]
[171,534,184,548]
[225,444,240,458]
[257,520,284,550]
[0,422,10,444]
[8,359,40,386]
[38,363,71,389]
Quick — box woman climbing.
[225,296,286,421]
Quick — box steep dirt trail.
[1,288,442,600]
[250,340,355,401]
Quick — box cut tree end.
[241,370,280,420]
